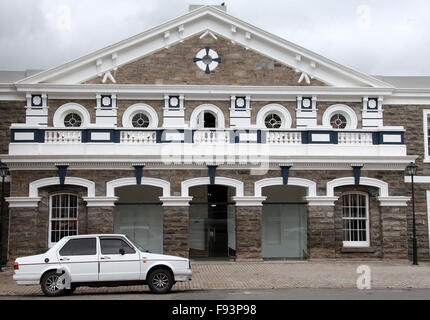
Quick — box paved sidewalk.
[1,260,430,296]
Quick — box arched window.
[341,192,369,247]
[53,103,91,128]
[49,194,78,247]
[197,111,217,128]
[122,103,159,128]
[256,104,292,129]
[190,104,225,129]
[322,104,358,129]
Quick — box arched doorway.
[261,185,308,259]
[188,185,236,259]
[113,185,163,254]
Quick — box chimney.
[189,4,227,12]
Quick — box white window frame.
[426,191,430,255]
[322,104,358,130]
[122,103,159,128]
[341,191,370,247]
[256,103,292,129]
[423,110,430,162]
[189,104,225,129]
[48,193,79,248]
[53,103,91,128]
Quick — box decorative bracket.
[352,164,363,185]
[280,165,292,185]
[56,165,69,185]
[133,164,145,185]
[208,165,218,185]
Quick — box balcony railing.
[10,127,405,146]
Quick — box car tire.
[40,270,67,297]
[147,269,174,294]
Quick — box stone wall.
[163,206,189,258]
[384,104,430,260]
[84,34,327,87]
[236,206,262,260]
[5,167,414,261]
[307,205,335,259]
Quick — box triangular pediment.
[84,34,328,86]
[16,6,393,88]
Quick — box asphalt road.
[1,288,430,300]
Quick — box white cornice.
[1,154,417,171]
[4,83,430,104]
[12,83,395,101]
[6,197,41,208]
[83,196,119,207]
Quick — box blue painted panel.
[159,129,185,143]
[56,165,68,185]
[11,129,41,143]
[86,129,114,143]
[280,166,291,185]
[372,132,405,145]
[352,166,362,185]
[208,165,217,185]
[134,165,144,185]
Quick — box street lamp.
[407,162,418,265]
[0,164,9,272]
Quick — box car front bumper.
[174,268,192,282]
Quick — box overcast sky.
[0,0,429,76]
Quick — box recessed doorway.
[189,185,235,259]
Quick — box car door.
[57,237,99,282]
[98,236,141,281]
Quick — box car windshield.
[123,235,151,253]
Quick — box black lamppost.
[0,164,9,272]
[407,162,418,265]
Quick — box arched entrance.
[188,185,236,259]
[113,185,163,254]
[261,185,308,259]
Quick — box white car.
[13,234,192,296]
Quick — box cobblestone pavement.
[1,260,430,297]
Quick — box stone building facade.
[0,5,428,264]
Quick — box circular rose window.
[264,113,282,128]
[132,113,150,128]
[193,47,221,74]
[64,113,82,127]
[330,113,347,129]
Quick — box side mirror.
[119,248,125,255]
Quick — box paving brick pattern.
[2,261,430,297]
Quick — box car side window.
[100,238,136,255]
[59,238,97,256]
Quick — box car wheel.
[148,269,173,294]
[40,271,67,297]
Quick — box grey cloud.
[0,0,429,75]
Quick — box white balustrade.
[120,131,157,144]
[338,132,373,145]
[45,131,81,144]
[266,131,302,144]
[194,130,229,144]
